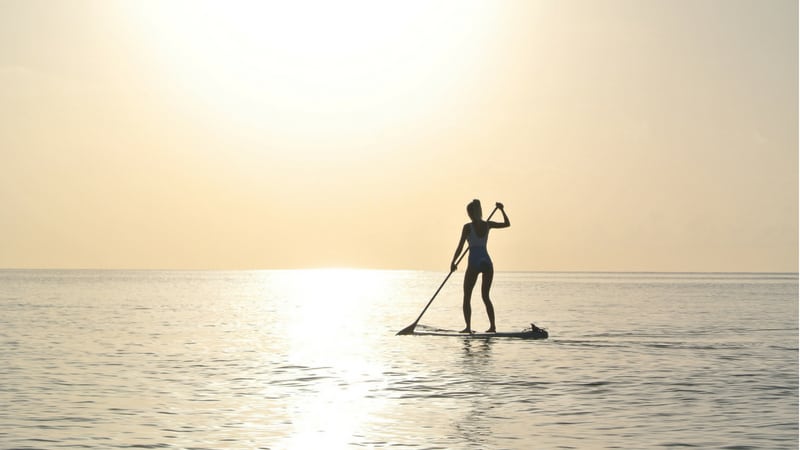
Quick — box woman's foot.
[486,327,496,333]
[459,327,473,333]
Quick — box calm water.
[1,270,797,449]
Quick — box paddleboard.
[411,324,548,339]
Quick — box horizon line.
[1,267,797,275]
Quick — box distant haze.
[1,0,797,271]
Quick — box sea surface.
[0,270,797,449]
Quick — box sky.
[0,0,797,272]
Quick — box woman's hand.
[493,202,510,228]
[451,262,458,272]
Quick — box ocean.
[1,270,797,449]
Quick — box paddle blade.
[396,322,417,335]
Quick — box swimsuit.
[467,223,493,272]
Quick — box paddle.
[396,206,499,335]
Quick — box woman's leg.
[481,266,496,332]
[462,268,479,332]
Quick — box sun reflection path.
[272,269,394,448]
[281,269,386,342]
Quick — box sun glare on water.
[281,268,385,341]
[272,268,394,448]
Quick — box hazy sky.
[1,0,797,271]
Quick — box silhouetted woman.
[450,199,510,333]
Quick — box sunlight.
[269,269,392,448]
[277,375,377,449]
[126,0,500,139]
[281,268,385,345]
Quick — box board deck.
[411,325,548,339]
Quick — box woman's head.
[466,199,482,221]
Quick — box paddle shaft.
[397,206,499,335]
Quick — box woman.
[450,199,510,333]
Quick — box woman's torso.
[467,222,491,268]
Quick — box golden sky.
[0,0,797,271]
